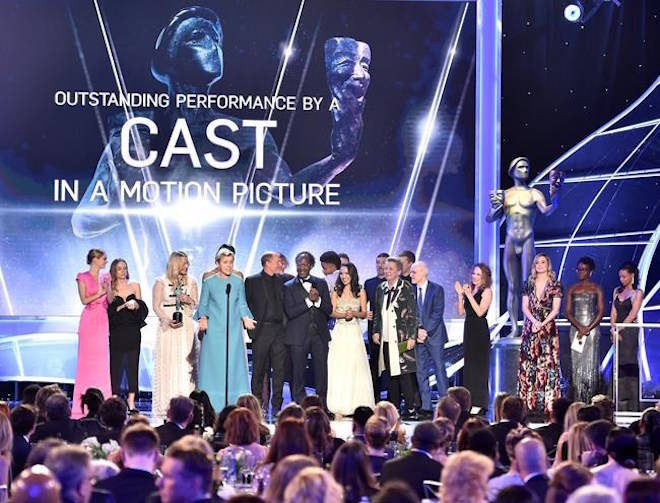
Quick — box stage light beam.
[564,2,584,22]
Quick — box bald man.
[515,437,549,502]
[10,465,61,503]
[410,261,448,417]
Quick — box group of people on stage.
[73,243,645,421]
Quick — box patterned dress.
[518,278,563,417]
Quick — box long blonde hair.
[531,253,556,281]
[566,421,591,463]
[166,251,189,286]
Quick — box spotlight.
[564,1,584,22]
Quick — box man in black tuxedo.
[156,396,195,450]
[517,437,550,502]
[31,394,85,444]
[489,395,524,466]
[534,397,570,456]
[364,252,388,403]
[380,422,444,499]
[95,424,159,503]
[245,251,287,415]
[283,251,332,409]
[10,404,36,477]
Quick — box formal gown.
[107,294,149,396]
[197,274,253,411]
[518,279,563,418]
[73,271,112,419]
[462,289,490,409]
[614,292,639,411]
[569,291,601,403]
[327,296,375,415]
[152,276,198,418]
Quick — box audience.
[10,404,36,477]
[466,427,506,477]
[535,397,571,456]
[261,419,312,474]
[236,394,270,446]
[584,420,615,468]
[304,407,344,467]
[330,440,379,503]
[45,444,111,503]
[490,396,525,466]
[10,464,61,503]
[21,384,41,407]
[546,461,593,503]
[566,484,620,503]
[434,396,461,427]
[276,404,304,425]
[457,416,489,452]
[430,417,454,466]
[374,401,406,445]
[447,386,472,431]
[213,404,238,450]
[351,406,374,443]
[0,412,11,499]
[282,466,343,503]
[636,407,660,472]
[34,385,63,422]
[592,427,640,496]
[440,450,493,503]
[564,421,591,464]
[262,454,319,503]
[624,478,660,503]
[217,407,267,465]
[493,484,537,503]
[591,395,615,423]
[32,393,85,444]
[157,396,194,450]
[576,405,601,423]
[97,397,128,443]
[493,392,511,423]
[516,437,550,503]
[27,438,66,467]
[372,481,420,503]
[80,388,104,420]
[364,415,394,476]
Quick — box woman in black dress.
[610,261,644,412]
[107,258,148,411]
[454,263,493,410]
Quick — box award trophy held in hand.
[172,283,184,326]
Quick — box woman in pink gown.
[73,249,112,418]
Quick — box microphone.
[226,283,232,295]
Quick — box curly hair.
[440,451,493,503]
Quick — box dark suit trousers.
[289,334,328,407]
[251,322,286,412]
[414,333,448,410]
[110,346,140,394]
[383,342,416,411]
[368,321,382,403]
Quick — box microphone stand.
[225,283,232,408]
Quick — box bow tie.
[300,277,312,284]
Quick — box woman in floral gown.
[519,253,563,418]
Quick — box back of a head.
[501,396,524,424]
[372,481,421,503]
[304,407,331,450]
[576,405,601,423]
[457,417,489,452]
[22,383,42,406]
[267,418,312,464]
[591,395,615,422]
[547,461,593,503]
[277,403,305,425]
[515,437,547,476]
[0,413,12,454]
[440,451,494,503]
[27,439,66,467]
[493,392,511,422]
[624,478,660,503]
[215,404,238,432]
[283,466,344,503]
[166,437,214,496]
[99,397,127,429]
[411,421,443,452]
[45,393,70,422]
[374,401,399,431]
[493,485,538,503]
[263,454,319,503]
[505,427,542,463]
[225,407,259,446]
[331,441,376,501]
[435,396,461,424]
[235,393,263,424]
[566,485,620,503]
[80,388,104,417]
[168,395,194,425]
[551,398,572,426]
[365,416,389,449]
[433,417,455,450]
[121,423,160,457]
[35,385,63,419]
[10,464,61,503]
[466,427,497,460]
[10,404,37,437]
[606,428,638,468]
[448,386,471,412]
[352,406,374,431]
[301,394,323,410]
[91,459,120,482]
[44,445,91,499]
[585,420,615,450]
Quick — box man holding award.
[372,257,420,418]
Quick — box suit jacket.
[11,435,31,477]
[95,468,158,503]
[380,451,443,500]
[534,422,562,456]
[416,280,447,345]
[488,421,520,466]
[373,279,418,374]
[245,270,286,340]
[283,275,332,345]
[364,276,385,336]
[156,422,194,450]
[525,473,549,502]
[31,418,85,444]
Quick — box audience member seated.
[489,396,525,466]
[374,401,406,446]
[276,404,305,425]
[21,383,42,407]
[153,436,215,503]
[97,397,128,443]
[236,394,270,445]
[283,466,343,503]
[79,389,105,439]
[516,437,550,503]
[95,424,159,503]
[10,404,37,477]
[448,386,473,431]
[27,438,65,467]
[535,397,571,457]
[212,404,238,451]
[45,444,113,503]
[584,419,615,468]
[34,385,64,423]
[0,413,10,499]
[546,461,593,503]
[351,406,374,443]
[259,419,312,479]
[576,405,601,423]
[636,407,660,472]
[559,421,590,466]
[430,417,454,467]
[331,440,379,503]
[262,454,319,503]
[592,427,641,496]
[565,485,620,503]
[591,395,615,424]
[492,392,510,423]
[457,417,489,452]
[90,459,120,483]
[364,416,395,476]
[0,402,9,417]
[492,485,537,503]
[440,451,493,503]
[624,478,660,503]
[381,422,444,500]
[217,407,267,466]
[372,481,420,503]
[189,390,217,431]
[10,464,62,503]
[556,401,586,463]
[301,395,323,411]
[434,396,461,428]
[305,407,344,467]
[487,427,542,501]
[466,427,507,477]
[32,394,85,444]
[156,396,194,451]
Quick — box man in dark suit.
[448,386,472,432]
[489,396,524,466]
[380,422,444,499]
[534,397,570,456]
[10,404,36,477]
[398,250,416,284]
[156,396,195,451]
[410,261,448,418]
[283,251,332,410]
[31,394,85,444]
[364,252,388,403]
[245,251,287,415]
[516,437,549,502]
[96,424,159,503]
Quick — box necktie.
[418,287,423,313]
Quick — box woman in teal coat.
[196,244,256,409]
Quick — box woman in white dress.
[152,251,199,418]
[327,263,375,416]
